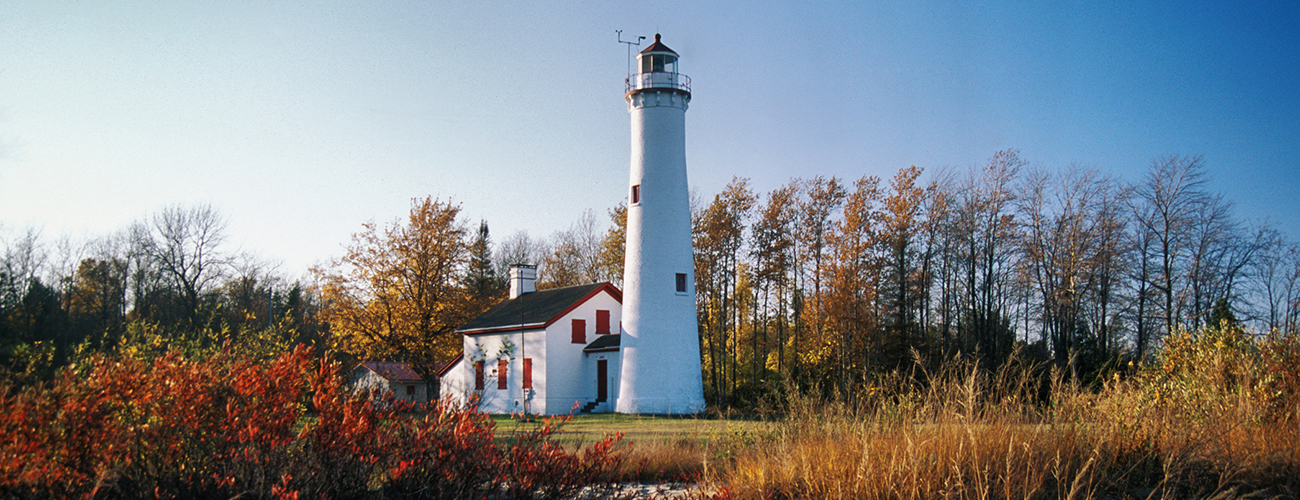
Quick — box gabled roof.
[640,33,677,55]
[583,334,621,352]
[355,361,423,382]
[456,282,622,335]
[436,352,463,378]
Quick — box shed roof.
[356,361,423,382]
[583,334,621,352]
[456,282,621,334]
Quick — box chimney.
[508,264,537,299]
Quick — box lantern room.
[626,34,691,96]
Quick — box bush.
[0,345,625,499]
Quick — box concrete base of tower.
[614,396,705,415]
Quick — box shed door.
[597,359,608,402]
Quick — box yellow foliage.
[313,197,472,374]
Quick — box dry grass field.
[495,327,1300,499]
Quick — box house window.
[497,359,508,390]
[406,385,415,396]
[571,319,586,344]
[474,361,485,390]
[596,310,611,335]
[676,273,687,293]
[523,358,533,389]
[631,184,641,204]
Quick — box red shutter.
[497,359,508,390]
[474,361,484,390]
[571,319,586,344]
[523,358,533,389]
[596,310,610,335]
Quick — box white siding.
[448,287,624,415]
[543,290,622,414]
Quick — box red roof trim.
[436,352,463,378]
[456,282,622,336]
[459,323,548,336]
[542,283,623,329]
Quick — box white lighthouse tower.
[616,34,705,414]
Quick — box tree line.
[0,205,323,382]
[691,151,1299,406]
[0,197,621,385]
[4,151,1299,408]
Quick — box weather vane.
[616,30,646,79]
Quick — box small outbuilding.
[351,361,429,403]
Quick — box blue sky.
[2,1,1297,277]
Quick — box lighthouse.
[616,34,705,414]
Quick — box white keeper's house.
[440,33,704,415]
[438,265,624,414]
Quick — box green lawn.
[489,413,772,447]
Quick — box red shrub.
[0,345,626,499]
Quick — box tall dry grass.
[708,330,1300,499]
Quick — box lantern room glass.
[640,54,677,74]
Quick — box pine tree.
[466,221,504,316]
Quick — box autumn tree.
[879,166,929,355]
[693,177,756,405]
[825,175,882,394]
[793,176,846,384]
[750,181,799,382]
[64,257,127,348]
[598,204,627,288]
[313,197,470,378]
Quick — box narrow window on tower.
[676,273,687,293]
[497,359,508,390]
[631,184,641,204]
